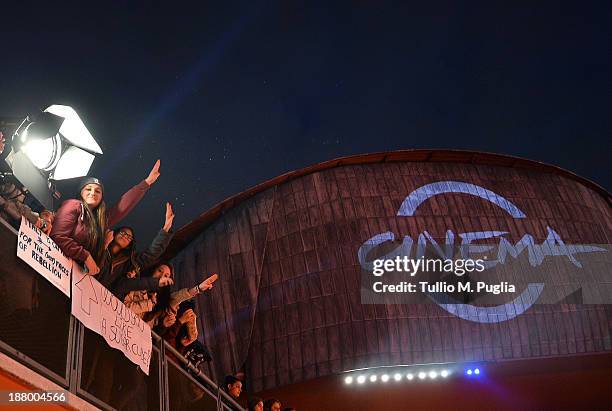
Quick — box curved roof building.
[166,149,611,393]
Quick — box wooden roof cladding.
[163,149,611,259]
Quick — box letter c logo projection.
[358,181,606,323]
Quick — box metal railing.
[0,217,244,410]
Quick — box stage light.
[357,375,366,384]
[6,105,103,209]
[441,370,449,378]
[393,373,402,381]
[17,112,64,171]
[466,369,473,375]
[52,146,95,180]
[474,368,480,375]
[44,105,101,155]
[418,372,426,380]
[428,371,438,379]
[21,130,62,171]
[18,112,63,144]
[406,373,414,380]
[381,374,390,382]
[369,375,377,382]
[344,376,353,385]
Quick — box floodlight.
[5,105,102,209]
[44,105,102,155]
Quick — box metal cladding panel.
[170,161,612,392]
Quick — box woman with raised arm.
[143,270,218,331]
[50,160,162,274]
[99,202,175,292]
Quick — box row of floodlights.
[344,366,482,385]
[345,369,451,385]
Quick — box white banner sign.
[16,217,71,297]
[71,265,152,375]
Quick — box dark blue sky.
[1,1,609,242]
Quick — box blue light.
[466,369,473,375]
[474,368,480,375]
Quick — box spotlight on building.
[344,376,353,385]
[466,369,473,375]
[5,105,102,209]
[369,375,377,383]
[381,374,390,382]
[393,373,402,381]
[441,370,450,378]
[428,371,438,379]
[418,372,426,380]
[406,373,414,380]
[474,368,480,375]
[357,375,366,384]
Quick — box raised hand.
[179,308,196,324]
[104,230,114,249]
[198,273,218,292]
[145,159,161,185]
[158,277,174,287]
[162,202,175,232]
[162,312,176,327]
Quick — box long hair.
[247,397,263,411]
[110,226,141,275]
[263,399,281,411]
[142,262,175,324]
[81,199,107,266]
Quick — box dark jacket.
[113,276,161,302]
[98,229,172,291]
[50,180,150,263]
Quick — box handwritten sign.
[71,264,152,374]
[16,217,71,297]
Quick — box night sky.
[1,2,609,243]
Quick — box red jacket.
[50,180,150,263]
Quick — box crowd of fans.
[1,132,296,410]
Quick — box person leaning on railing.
[50,159,162,275]
[110,261,178,411]
[145,272,218,333]
[102,201,175,295]
[156,300,199,362]
[0,182,54,234]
